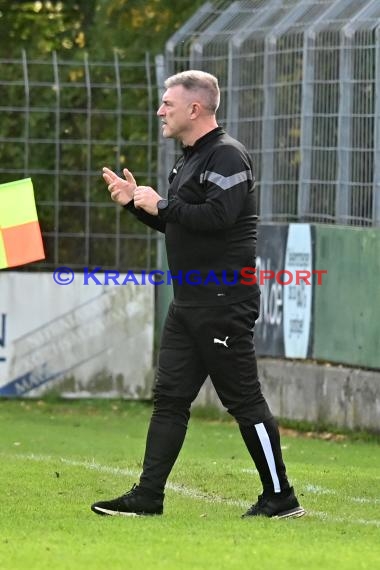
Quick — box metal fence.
[161,0,380,226]
[0,51,159,270]
[1,0,380,275]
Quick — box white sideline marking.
[4,452,380,527]
[243,478,380,506]
[304,484,380,505]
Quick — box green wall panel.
[313,226,380,369]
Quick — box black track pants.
[139,297,290,496]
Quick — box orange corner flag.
[0,178,45,269]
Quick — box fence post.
[145,51,154,271]
[52,51,61,266]
[21,50,30,177]
[298,30,315,221]
[113,50,122,268]
[373,24,380,225]
[155,54,172,340]
[83,53,92,265]
[336,26,354,224]
[260,33,276,221]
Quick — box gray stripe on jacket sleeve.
[200,169,253,190]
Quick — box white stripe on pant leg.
[254,422,281,493]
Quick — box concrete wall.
[0,272,154,398]
[194,359,380,433]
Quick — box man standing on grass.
[91,70,305,519]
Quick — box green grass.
[0,399,379,570]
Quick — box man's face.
[157,85,194,142]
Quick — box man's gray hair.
[164,70,220,114]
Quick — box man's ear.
[189,102,201,119]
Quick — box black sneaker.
[91,484,164,517]
[242,487,305,519]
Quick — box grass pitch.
[0,399,379,570]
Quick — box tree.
[87,0,205,59]
[0,1,97,56]
[0,0,205,58]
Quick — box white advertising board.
[283,224,313,359]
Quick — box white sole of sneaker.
[274,507,306,519]
[93,506,161,517]
[93,507,141,516]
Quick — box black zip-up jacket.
[125,126,259,306]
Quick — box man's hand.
[133,186,162,215]
[103,166,137,206]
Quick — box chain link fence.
[161,0,380,226]
[0,51,159,271]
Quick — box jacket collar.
[182,126,225,157]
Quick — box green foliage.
[87,0,205,59]
[0,1,97,56]
[0,0,205,57]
